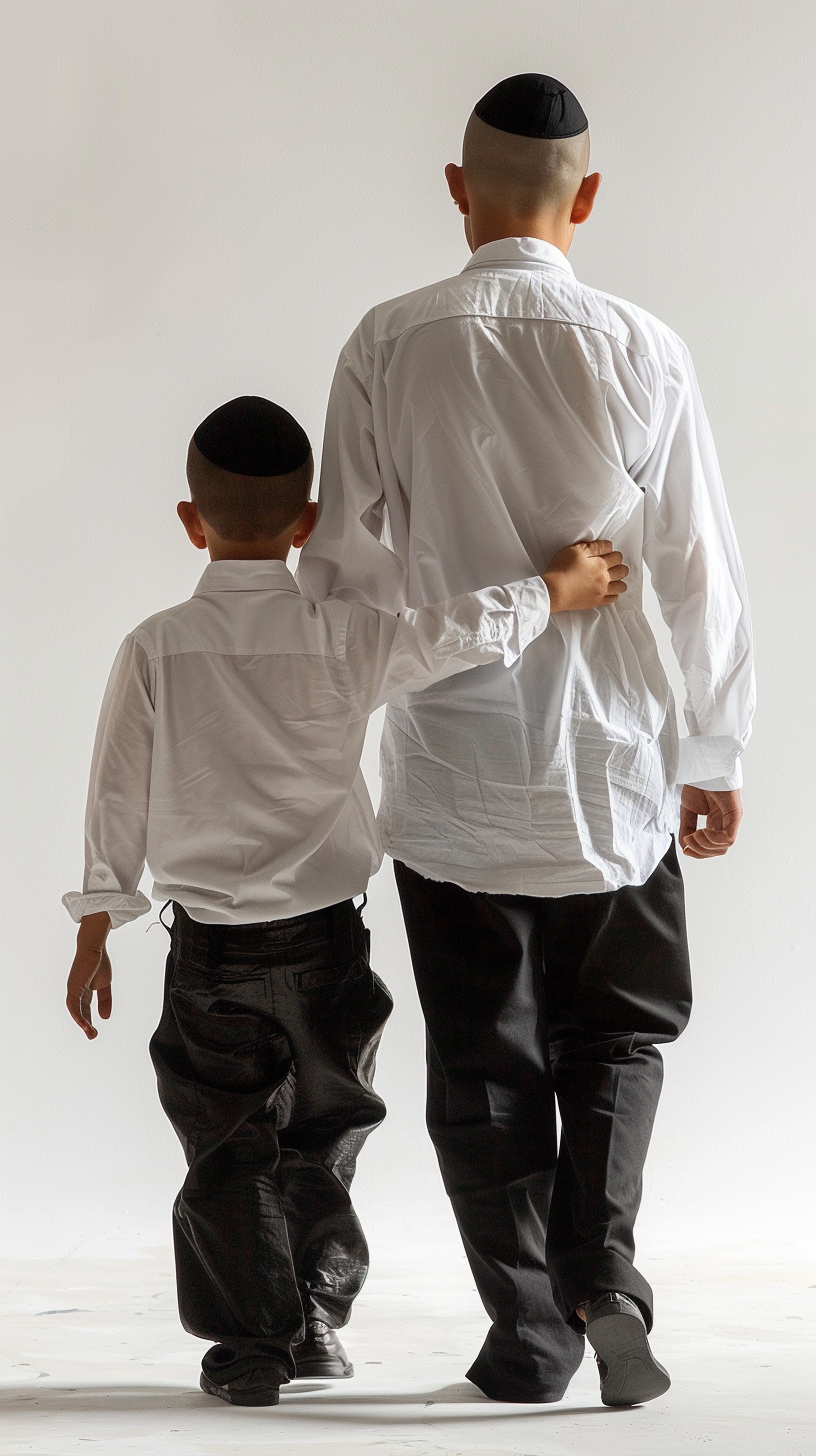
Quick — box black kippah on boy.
[193,395,311,478]
[474,73,588,140]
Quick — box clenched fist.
[543,539,629,613]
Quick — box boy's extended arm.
[342,541,628,715]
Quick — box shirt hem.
[383,838,672,898]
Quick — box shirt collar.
[193,559,301,595]
[462,236,575,278]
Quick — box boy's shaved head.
[187,395,313,542]
[186,442,313,542]
[463,111,590,216]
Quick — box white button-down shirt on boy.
[298,236,755,897]
[64,560,550,927]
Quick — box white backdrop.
[1,0,813,1262]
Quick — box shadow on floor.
[0,1381,616,1422]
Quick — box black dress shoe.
[583,1292,671,1407]
[200,1368,284,1406]
[292,1320,354,1379]
[199,1343,289,1406]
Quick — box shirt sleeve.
[62,635,155,929]
[637,342,755,790]
[297,334,410,612]
[338,577,551,717]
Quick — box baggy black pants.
[394,842,692,1402]
[149,899,392,1380]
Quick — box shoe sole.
[585,1311,671,1407]
[293,1359,354,1379]
[200,1371,281,1406]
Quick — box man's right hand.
[679,786,743,858]
[543,540,629,613]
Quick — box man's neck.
[467,211,574,256]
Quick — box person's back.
[109,566,382,924]
[306,238,750,892]
[64,391,622,1407]
[298,73,755,1409]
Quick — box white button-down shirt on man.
[298,236,755,897]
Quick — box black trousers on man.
[149,899,392,1383]
[394,841,691,1402]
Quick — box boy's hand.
[679,786,743,858]
[67,912,113,1040]
[543,540,629,613]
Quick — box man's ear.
[292,500,319,550]
[571,171,601,226]
[177,500,208,550]
[445,162,470,216]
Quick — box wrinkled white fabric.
[298,236,755,896]
[63,559,549,927]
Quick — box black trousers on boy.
[149,899,392,1382]
[394,841,692,1402]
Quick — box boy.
[64,394,628,1407]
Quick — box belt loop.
[158,900,174,936]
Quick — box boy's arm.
[342,541,627,714]
[639,342,755,798]
[63,636,155,1032]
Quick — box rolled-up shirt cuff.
[62,890,153,930]
[504,576,551,654]
[675,735,744,790]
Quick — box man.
[298,73,754,1408]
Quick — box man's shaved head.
[462,111,590,217]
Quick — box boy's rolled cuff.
[62,890,153,930]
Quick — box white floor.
[1,1247,814,1456]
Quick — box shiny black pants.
[149,899,392,1379]
[394,842,692,1402]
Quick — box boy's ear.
[292,500,318,549]
[177,500,208,550]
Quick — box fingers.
[681,818,740,857]
[66,945,111,1039]
[599,580,628,605]
[679,800,698,848]
[66,991,97,1039]
[681,832,731,858]
[607,563,629,580]
[585,539,613,556]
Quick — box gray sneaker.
[583,1292,671,1407]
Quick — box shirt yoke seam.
[354,313,658,388]
[130,642,347,666]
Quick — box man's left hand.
[679,787,743,859]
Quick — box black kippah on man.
[473,72,588,139]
